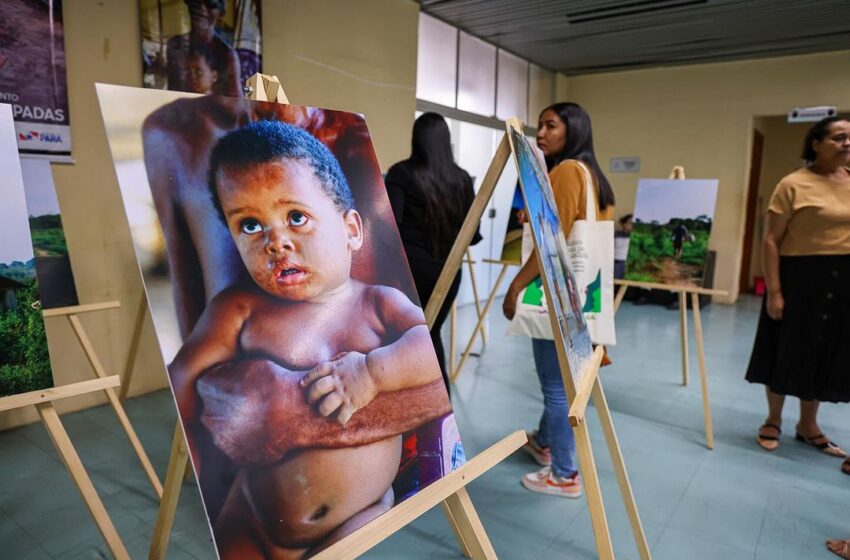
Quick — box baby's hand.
[300,352,378,425]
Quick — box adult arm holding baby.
[301,285,446,425]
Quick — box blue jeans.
[531,338,577,477]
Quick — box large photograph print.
[140,0,262,96]
[625,178,719,287]
[0,104,53,398]
[0,0,71,158]
[506,122,592,384]
[96,84,462,558]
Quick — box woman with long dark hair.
[502,102,614,498]
[746,116,850,461]
[385,112,482,395]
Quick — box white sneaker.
[521,466,582,499]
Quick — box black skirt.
[745,254,850,403]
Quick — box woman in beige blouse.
[746,117,850,479]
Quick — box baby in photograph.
[167,120,447,558]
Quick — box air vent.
[565,0,708,24]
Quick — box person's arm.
[550,161,584,239]
[219,43,242,97]
[301,286,442,424]
[502,250,540,320]
[763,211,790,320]
[169,290,249,421]
[763,179,794,321]
[142,113,208,336]
[198,358,449,466]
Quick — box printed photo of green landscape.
[625,178,719,287]
[0,115,54,398]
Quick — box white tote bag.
[507,161,616,345]
[567,161,616,346]
[506,223,554,340]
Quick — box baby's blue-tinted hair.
[208,120,354,219]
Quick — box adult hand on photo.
[197,359,305,466]
[767,291,784,321]
[301,352,378,425]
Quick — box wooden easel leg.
[149,424,190,560]
[451,264,509,383]
[614,284,628,313]
[592,380,652,560]
[441,501,473,558]
[442,487,497,560]
[573,422,615,560]
[678,291,689,386]
[67,315,163,498]
[690,293,715,450]
[465,250,487,349]
[120,291,148,401]
[36,402,131,560]
[105,388,163,498]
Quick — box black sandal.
[795,432,847,458]
[757,423,781,451]
[842,458,850,476]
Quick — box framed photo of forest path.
[614,166,729,450]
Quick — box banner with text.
[0,0,71,159]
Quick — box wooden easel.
[118,291,149,402]
[612,166,726,449]
[447,250,489,379]
[0,377,131,559]
[448,257,512,382]
[148,73,524,560]
[425,118,651,560]
[43,300,163,497]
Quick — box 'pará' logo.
[39,132,63,143]
[18,131,63,143]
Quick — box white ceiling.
[418,0,850,74]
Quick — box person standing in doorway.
[747,116,850,459]
[386,112,482,396]
[503,102,615,498]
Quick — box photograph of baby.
[96,85,462,559]
[507,122,593,385]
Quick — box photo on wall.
[0,104,53,398]
[506,121,593,384]
[625,178,719,287]
[96,84,463,558]
[140,0,262,96]
[0,0,72,158]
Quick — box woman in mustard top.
[746,117,850,474]
[502,102,615,498]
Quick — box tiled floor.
[1,295,847,559]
